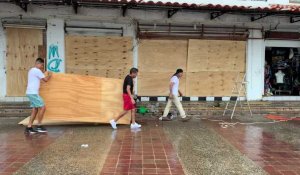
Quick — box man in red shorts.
[110,68,141,129]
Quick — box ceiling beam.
[251,13,270,22]
[72,0,78,14]
[290,16,300,23]
[122,5,128,17]
[210,11,226,20]
[168,9,179,18]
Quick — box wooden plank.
[6,28,43,96]
[138,72,186,96]
[138,39,188,72]
[19,73,130,125]
[187,39,246,72]
[65,35,133,79]
[186,71,244,97]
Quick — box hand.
[169,93,174,99]
[131,98,136,105]
[179,91,183,97]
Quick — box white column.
[124,22,139,94]
[47,18,65,73]
[0,25,6,98]
[246,29,265,101]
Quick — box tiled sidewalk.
[213,123,300,175]
[100,123,185,175]
[0,127,65,175]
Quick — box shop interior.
[265,47,300,96]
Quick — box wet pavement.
[0,114,299,175]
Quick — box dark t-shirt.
[123,75,133,94]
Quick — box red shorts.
[123,94,136,111]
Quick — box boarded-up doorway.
[6,28,43,96]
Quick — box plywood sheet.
[186,72,245,96]
[65,35,132,79]
[138,72,186,96]
[187,39,246,72]
[138,39,188,96]
[138,40,188,72]
[19,73,130,125]
[6,28,43,96]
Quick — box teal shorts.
[27,94,45,108]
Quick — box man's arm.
[41,72,52,82]
[178,90,183,97]
[127,85,135,104]
[169,82,174,99]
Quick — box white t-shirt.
[26,68,45,94]
[170,76,179,96]
[275,71,285,84]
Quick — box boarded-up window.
[65,35,133,79]
[138,40,188,96]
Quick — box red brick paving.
[100,123,185,175]
[0,127,65,175]
[212,123,300,175]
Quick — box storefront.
[0,0,300,102]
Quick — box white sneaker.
[130,122,141,129]
[110,120,117,129]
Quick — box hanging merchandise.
[289,48,294,59]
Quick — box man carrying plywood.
[110,68,141,129]
[25,58,52,134]
[160,69,191,122]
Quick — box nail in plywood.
[19,73,130,125]
[6,28,43,96]
[138,40,188,96]
[65,35,133,79]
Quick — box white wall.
[0,26,6,98]
[47,18,65,73]
[246,29,265,101]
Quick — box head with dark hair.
[35,58,45,70]
[129,68,139,78]
[173,68,184,78]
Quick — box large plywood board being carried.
[138,40,188,96]
[187,39,246,72]
[6,28,43,96]
[65,35,133,79]
[138,72,186,96]
[19,73,130,125]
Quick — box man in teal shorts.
[25,58,52,134]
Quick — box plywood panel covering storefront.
[138,40,188,96]
[137,39,246,97]
[65,35,132,79]
[6,28,43,96]
[186,39,246,96]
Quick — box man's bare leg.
[115,110,129,122]
[37,106,46,125]
[131,109,136,124]
[110,110,128,129]
[28,108,38,128]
